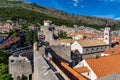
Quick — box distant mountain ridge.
[0,0,120,30]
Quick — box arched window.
[105,33,108,35]
[11,60,14,63]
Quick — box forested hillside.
[0,0,120,30]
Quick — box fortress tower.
[39,20,57,45]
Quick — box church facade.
[71,27,111,54]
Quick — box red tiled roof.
[61,62,87,80]
[74,67,89,73]
[104,48,113,54]
[104,46,120,54]
[85,55,120,78]
[77,40,107,47]
[58,39,74,43]
[0,36,20,48]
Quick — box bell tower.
[104,27,111,45]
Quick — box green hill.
[0,0,120,30]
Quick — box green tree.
[58,31,72,39]
[8,30,18,37]
[0,74,13,80]
[0,63,8,74]
[0,50,13,80]
[25,31,32,45]
[0,50,10,64]
[33,31,38,43]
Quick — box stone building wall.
[9,56,32,80]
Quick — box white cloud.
[96,15,120,20]
[73,3,78,6]
[95,14,115,19]
[114,17,120,20]
[72,0,84,7]
[73,0,79,6]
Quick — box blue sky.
[25,0,120,20]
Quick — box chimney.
[93,55,100,59]
[95,55,100,59]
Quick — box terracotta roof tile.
[104,46,120,54]
[77,40,107,47]
[104,48,113,54]
[85,55,120,78]
[74,67,89,73]
[61,62,87,80]
[58,39,74,43]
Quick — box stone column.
[33,42,38,51]
[27,75,29,80]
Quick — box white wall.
[73,35,84,40]
[60,43,71,46]
[83,46,109,54]
[71,41,109,54]
[74,60,97,80]
[82,60,97,80]
[101,53,110,56]
[44,21,50,26]
[71,41,83,54]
